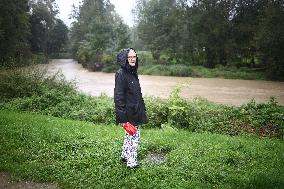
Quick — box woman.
[114,48,148,168]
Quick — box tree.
[47,19,69,54]
[0,0,31,64]
[29,0,58,54]
[257,0,284,80]
[230,0,262,68]
[69,0,131,64]
[191,0,235,68]
[135,0,234,66]
[110,16,131,52]
[134,0,283,79]
[136,0,177,63]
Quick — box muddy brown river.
[47,59,284,106]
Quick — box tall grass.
[0,110,283,189]
[100,50,266,80]
[0,64,75,100]
[137,64,266,80]
[0,66,283,138]
[0,66,115,124]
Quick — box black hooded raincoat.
[114,49,148,126]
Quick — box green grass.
[1,66,283,138]
[137,64,266,80]
[191,66,266,80]
[1,110,283,189]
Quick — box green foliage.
[137,51,155,65]
[101,64,118,73]
[147,90,284,138]
[0,65,73,100]
[2,91,115,125]
[0,66,115,124]
[69,0,131,66]
[139,64,193,76]
[0,0,66,66]
[257,1,284,80]
[239,98,284,138]
[167,87,191,129]
[76,40,93,65]
[134,0,284,80]
[47,19,69,54]
[49,52,73,59]
[138,63,265,80]
[0,0,31,64]
[0,110,284,188]
[30,53,49,64]
[191,66,266,80]
[136,0,177,62]
[102,54,115,65]
[29,0,60,54]
[144,96,168,128]
[0,66,283,138]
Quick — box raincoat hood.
[117,48,138,74]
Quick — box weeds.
[0,65,283,138]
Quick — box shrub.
[168,65,193,77]
[139,64,193,77]
[102,54,115,65]
[1,66,283,138]
[144,89,284,138]
[138,51,155,65]
[0,65,75,101]
[144,96,168,128]
[30,53,49,64]
[167,87,191,129]
[49,52,73,59]
[0,66,114,124]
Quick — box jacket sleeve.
[114,70,128,123]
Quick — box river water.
[47,59,284,106]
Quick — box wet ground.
[47,59,284,106]
[0,172,58,189]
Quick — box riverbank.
[47,59,284,106]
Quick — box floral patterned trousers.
[121,127,140,167]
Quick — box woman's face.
[128,49,137,66]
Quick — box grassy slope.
[0,110,283,189]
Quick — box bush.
[49,52,73,59]
[0,66,114,124]
[144,89,284,138]
[1,66,283,138]
[30,53,49,64]
[102,54,115,65]
[138,51,155,65]
[101,64,119,73]
[144,96,168,128]
[139,64,193,77]
[2,90,115,125]
[168,65,193,77]
[0,65,75,101]
[138,64,266,80]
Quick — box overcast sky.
[55,0,136,27]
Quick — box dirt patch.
[0,172,59,189]
[144,152,167,164]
